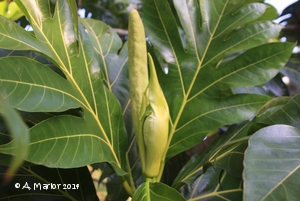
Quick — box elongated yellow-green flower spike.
[128,9,148,171]
[140,53,169,178]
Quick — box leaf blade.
[132,182,185,201]
[0,57,81,112]
[143,0,294,160]
[244,125,300,201]
[0,0,128,175]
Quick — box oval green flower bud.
[140,53,169,178]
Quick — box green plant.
[0,0,299,200]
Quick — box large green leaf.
[244,125,300,201]
[172,95,291,189]
[170,95,293,200]
[143,0,294,160]
[0,57,80,112]
[79,18,131,131]
[0,0,127,175]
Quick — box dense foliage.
[0,0,299,200]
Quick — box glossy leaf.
[232,85,270,95]
[173,121,250,189]
[255,96,291,117]
[183,166,242,201]
[143,0,294,159]
[0,57,80,112]
[173,93,291,189]
[79,18,131,132]
[244,125,300,201]
[256,3,278,21]
[132,182,185,201]
[0,0,127,175]
[174,94,298,198]
[169,94,271,157]
[0,0,297,199]
[262,91,300,129]
[233,74,290,97]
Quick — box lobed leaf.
[0,0,128,175]
[79,18,131,131]
[143,0,294,159]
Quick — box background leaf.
[172,121,250,189]
[244,125,300,201]
[0,94,29,181]
[132,182,186,201]
[182,167,243,201]
[262,91,300,128]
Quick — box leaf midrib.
[168,1,227,146]
[175,100,267,133]
[188,45,292,102]
[24,3,122,167]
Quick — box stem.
[125,137,137,193]
[145,177,152,200]
[122,178,135,196]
